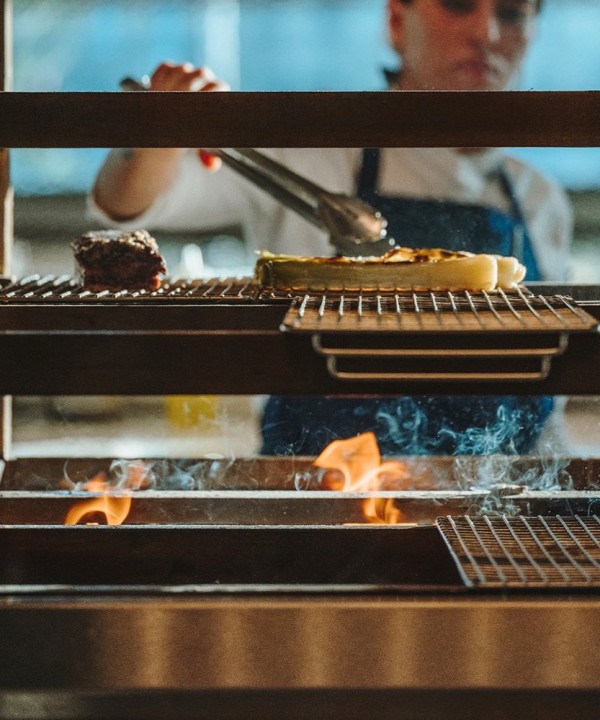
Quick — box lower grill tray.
[1,458,600,594]
[0,525,462,592]
[3,517,600,594]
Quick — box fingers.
[199,80,231,92]
[196,75,228,168]
[149,62,228,93]
[148,62,229,170]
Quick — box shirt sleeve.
[87,150,255,233]
[532,180,574,282]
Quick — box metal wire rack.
[283,288,598,333]
[1,277,597,337]
[279,289,597,382]
[0,275,273,303]
[437,515,600,589]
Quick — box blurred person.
[91,0,571,457]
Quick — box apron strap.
[357,148,380,197]
[358,148,532,263]
[497,167,528,263]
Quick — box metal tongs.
[120,77,393,256]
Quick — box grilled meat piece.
[72,229,167,291]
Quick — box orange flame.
[64,468,141,526]
[313,432,409,524]
[361,497,403,525]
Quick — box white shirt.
[89,146,573,281]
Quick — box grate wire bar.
[0,276,596,335]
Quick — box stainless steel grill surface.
[280,289,597,382]
[438,514,600,589]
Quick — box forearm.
[92,147,186,221]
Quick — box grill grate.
[0,277,596,334]
[437,515,600,589]
[283,288,597,333]
[0,275,288,303]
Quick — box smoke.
[109,456,241,491]
[27,392,595,524]
[166,456,237,490]
[370,395,583,516]
[374,398,432,455]
[373,395,557,457]
[56,457,237,492]
[445,403,523,457]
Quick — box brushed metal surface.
[1,595,600,692]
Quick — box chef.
[90,0,572,456]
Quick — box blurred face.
[389,0,538,91]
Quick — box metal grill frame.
[282,289,597,383]
[0,277,596,332]
[0,279,597,395]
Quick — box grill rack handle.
[312,333,569,359]
[322,355,553,383]
[311,334,566,382]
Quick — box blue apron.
[261,149,552,457]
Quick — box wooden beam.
[0,90,599,148]
[0,0,12,461]
[0,0,12,274]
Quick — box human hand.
[149,61,229,93]
[149,62,229,170]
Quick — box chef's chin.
[452,64,505,92]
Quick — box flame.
[64,470,135,526]
[361,497,403,525]
[313,432,409,524]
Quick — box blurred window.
[11,0,600,194]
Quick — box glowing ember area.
[63,463,150,526]
[313,432,409,524]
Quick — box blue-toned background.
[12,0,600,194]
